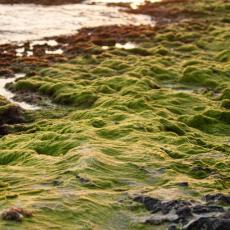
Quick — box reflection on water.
[30,40,58,48]
[45,48,63,54]
[86,0,161,9]
[115,42,137,49]
[0,74,40,110]
[15,39,64,56]
[101,42,137,50]
[0,3,153,44]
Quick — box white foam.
[0,3,154,44]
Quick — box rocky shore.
[0,0,229,229]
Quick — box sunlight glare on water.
[0,74,40,110]
[86,0,161,9]
[0,3,154,44]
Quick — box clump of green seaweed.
[0,0,230,229]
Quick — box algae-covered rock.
[1,207,32,222]
[0,0,230,229]
[216,50,230,62]
[180,67,218,87]
[221,99,230,109]
[0,96,26,135]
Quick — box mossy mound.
[0,0,230,229]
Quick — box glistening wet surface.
[86,0,161,9]
[0,3,153,44]
[0,74,40,110]
[102,42,137,50]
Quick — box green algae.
[0,0,230,229]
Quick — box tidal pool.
[0,74,40,110]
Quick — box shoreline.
[0,0,83,5]
[0,1,230,229]
[0,0,200,77]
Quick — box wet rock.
[126,0,205,25]
[176,205,193,219]
[0,105,25,125]
[0,105,26,136]
[161,200,191,214]
[26,71,36,77]
[13,91,43,105]
[133,195,161,213]
[33,45,46,56]
[0,68,14,78]
[204,193,230,205]
[133,195,230,229]
[183,216,230,230]
[192,205,224,214]
[1,207,32,222]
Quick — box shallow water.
[86,0,161,9]
[0,74,40,110]
[115,42,137,49]
[102,42,137,50]
[0,3,153,44]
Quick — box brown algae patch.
[0,0,230,229]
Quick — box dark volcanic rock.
[192,205,224,214]
[183,216,230,230]
[161,200,192,214]
[204,193,230,205]
[133,195,161,213]
[176,206,193,218]
[132,195,230,229]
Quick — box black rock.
[133,195,161,213]
[176,205,193,218]
[132,195,230,230]
[204,193,230,205]
[192,205,224,214]
[161,200,191,214]
[183,216,230,230]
